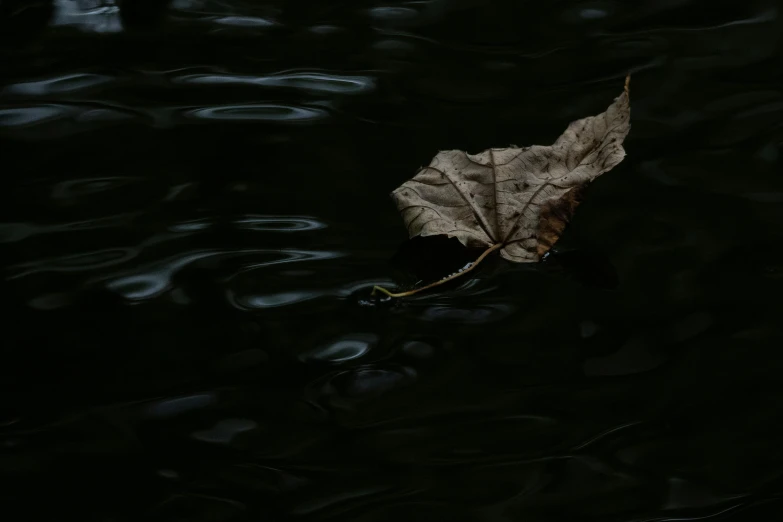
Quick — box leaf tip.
[624,74,631,96]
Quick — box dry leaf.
[375,77,631,297]
[392,78,630,262]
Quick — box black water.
[2,1,783,521]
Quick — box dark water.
[2,1,783,520]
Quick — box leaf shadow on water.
[386,233,619,296]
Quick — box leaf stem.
[371,242,503,298]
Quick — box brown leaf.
[390,78,631,263]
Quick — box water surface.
[2,1,783,520]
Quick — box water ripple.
[175,71,375,95]
[210,16,278,28]
[0,214,135,243]
[0,104,140,137]
[2,74,114,96]
[168,219,213,233]
[233,215,326,232]
[52,177,141,199]
[0,102,329,134]
[229,290,323,309]
[300,334,378,364]
[146,393,217,418]
[99,248,343,301]
[228,249,343,277]
[182,104,329,123]
[308,365,418,408]
[10,248,139,279]
[50,0,123,33]
[0,105,70,127]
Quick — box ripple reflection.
[229,290,323,309]
[146,393,217,418]
[300,334,378,364]
[182,104,329,123]
[0,214,134,243]
[211,16,277,28]
[2,74,114,96]
[0,105,69,127]
[308,364,418,410]
[176,71,374,95]
[10,248,138,279]
[233,215,326,232]
[104,248,342,301]
[0,104,141,136]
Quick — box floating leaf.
[374,76,631,298]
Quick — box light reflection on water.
[181,103,330,123]
[103,249,344,301]
[2,1,782,521]
[1,73,114,96]
[50,0,123,33]
[174,71,375,95]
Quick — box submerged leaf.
[391,77,631,263]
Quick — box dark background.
[2,1,783,521]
